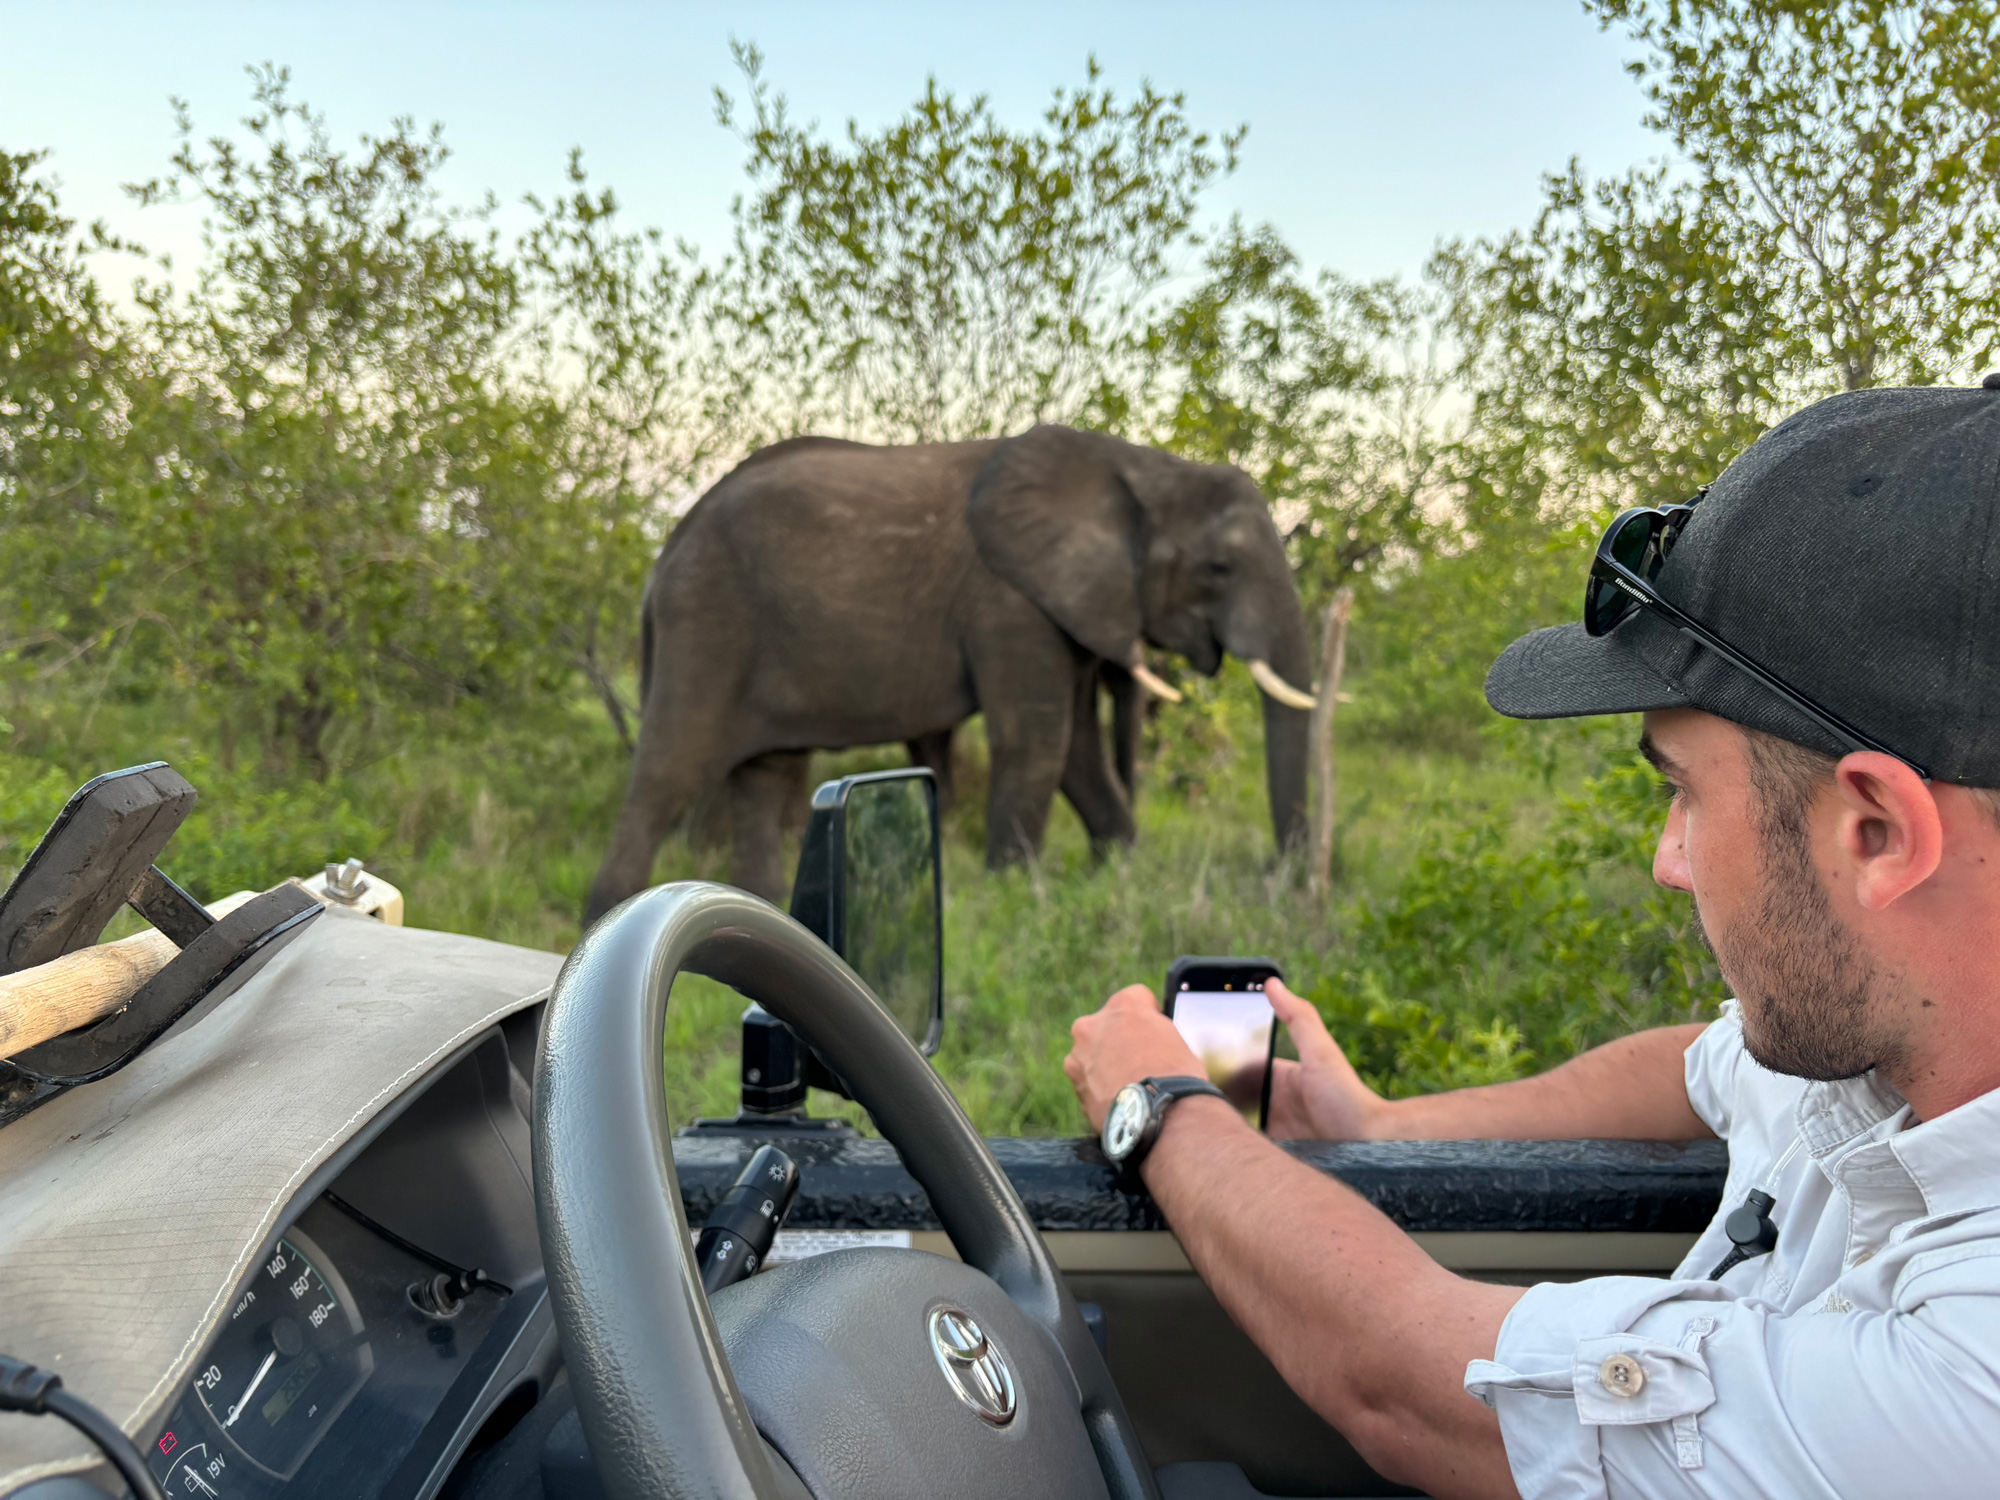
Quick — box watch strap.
[1143,1075,1227,1104]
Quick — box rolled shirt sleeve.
[1466,1257,2000,1499]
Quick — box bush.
[0,747,384,906]
[1342,519,1592,757]
[1314,749,1721,1096]
[1,638,1723,1136]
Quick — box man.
[1064,380,2000,1499]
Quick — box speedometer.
[189,1229,372,1479]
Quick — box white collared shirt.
[1465,1001,2000,1498]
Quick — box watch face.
[1102,1083,1150,1162]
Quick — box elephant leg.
[1060,664,1136,855]
[778,752,815,843]
[1102,661,1142,797]
[583,684,739,927]
[689,780,733,852]
[904,728,957,810]
[727,750,812,904]
[972,627,1077,868]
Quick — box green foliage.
[1316,750,1720,1096]
[0,751,82,884]
[13,14,1993,1138]
[714,45,1242,442]
[2,72,731,774]
[1,658,1718,1138]
[1133,222,1441,591]
[1342,519,1593,754]
[1603,0,2000,390]
[1433,161,1801,517]
[0,150,145,680]
[0,150,113,501]
[1441,0,2000,526]
[513,153,738,745]
[113,70,525,774]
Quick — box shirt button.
[1598,1354,1647,1398]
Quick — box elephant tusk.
[1131,663,1184,703]
[1247,658,1317,711]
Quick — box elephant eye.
[1202,558,1232,580]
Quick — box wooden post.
[1308,587,1354,895]
[0,928,177,1059]
[0,888,265,1060]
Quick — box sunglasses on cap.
[1585,493,1930,778]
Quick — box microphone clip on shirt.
[1708,1134,1803,1280]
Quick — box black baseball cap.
[1485,379,2000,786]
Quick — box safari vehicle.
[0,762,1726,1500]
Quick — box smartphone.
[1163,956,1282,1131]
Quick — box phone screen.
[1166,963,1278,1129]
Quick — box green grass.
[1,661,1721,1135]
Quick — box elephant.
[581,424,1318,924]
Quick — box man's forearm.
[1143,1095,1524,1500]
[1370,1022,1711,1141]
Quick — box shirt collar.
[1793,1069,2000,1221]
[1892,1080,2000,1220]
[1793,1070,1908,1155]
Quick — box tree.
[0,150,145,692]
[713,45,1241,443]
[1440,0,2000,520]
[498,153,741,749]
[1609,0,2000,391]
[118,66,525,774]
[1135,221,1444,594]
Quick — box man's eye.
[1658,779,1686,805]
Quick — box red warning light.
[157,1432,177,1457]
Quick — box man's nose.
[1653,802,1693,892]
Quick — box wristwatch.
[1101,1075,1228,1169]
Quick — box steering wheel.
[532,882,1160,1500]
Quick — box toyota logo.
[927,1307,1017,1426]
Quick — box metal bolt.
[324,858,371,903]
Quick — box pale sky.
[1,1,1668,295]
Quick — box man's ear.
[1832,754,1943,909]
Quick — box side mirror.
[789,768,943,1056]
[694,766,946,1131]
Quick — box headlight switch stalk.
[695,1144,802,1293]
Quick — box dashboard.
[140,1022,557,1500]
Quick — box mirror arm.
[801,1046,853,1099]
[721,764,940,1123]
[738,1004,810,1115]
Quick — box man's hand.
[1074,979,1713,1145]
[1067,979,1390,1139]
[1064,984,1205,1132]
[1266,980,1390,1140]
[1062,979,1524,1499]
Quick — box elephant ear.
[965,426,1146,663]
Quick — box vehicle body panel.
[0,914,559,1491]
[0,913,1726,1498]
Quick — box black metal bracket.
[0,763,325,1127]
[0,763,203,974]
[5,882,321,1086]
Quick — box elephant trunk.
[1223,591,1314,855]
[1258,643,1313,856]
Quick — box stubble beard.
[1691,813,1898,1082]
